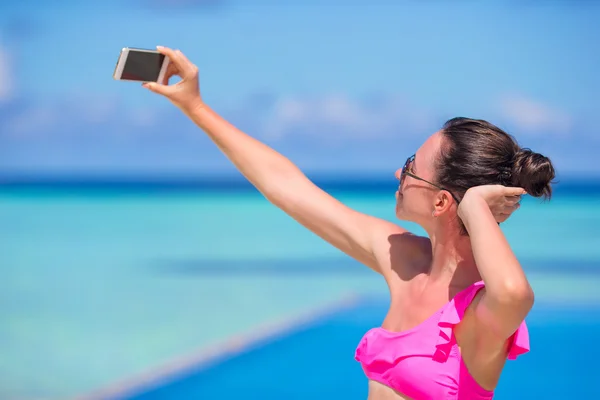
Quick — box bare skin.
[144,46,534,399]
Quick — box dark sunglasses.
[401,154,461,204]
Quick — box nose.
[395,168,402,181]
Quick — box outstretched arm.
[144,46,414,276]
[181,103,406,272]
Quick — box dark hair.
[437,117,555,231]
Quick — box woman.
[144,46,555,400]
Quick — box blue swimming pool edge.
[72,292,366,400]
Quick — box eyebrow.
[412,155,417,173]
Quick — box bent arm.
[181,103,408,274]
[460,195,534,340]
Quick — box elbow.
[494,280,535,311]
[517,284,535,310]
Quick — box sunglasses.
[401,154,461,204]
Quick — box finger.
[505,195,521,206]
[496,214,510,223]
[142,81,172,96]
[504,187,527,196]
[156,46,188,75]
[162,62,179,85]
[174,49,198,76]
[157,46,197,79]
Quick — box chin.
[395,205,406,220]
[395,194,413,221]
[396,212,410,221]
[395,204,416,223]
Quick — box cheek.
[401,188,432,215]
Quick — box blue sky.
[0,1,598,177]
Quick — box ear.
[432,191,454,217]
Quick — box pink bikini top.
[354,281,529,400]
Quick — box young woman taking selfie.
[143,46,555,400]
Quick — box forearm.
[179,102,400,270]
[144,47,403,274]
[182,102,307,202]
[460,196,533,301]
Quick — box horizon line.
[1,174,599,197]
[1,170,599,182]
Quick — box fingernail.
[157,45,164,49]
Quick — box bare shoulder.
[372,228,432,287]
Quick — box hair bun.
[512,148,555,198]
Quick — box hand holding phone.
[141,46,203,112]
[113,47,170,83]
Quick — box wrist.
[457,193,488,227]
[182,96,207,115]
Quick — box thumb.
[505,187,527,196]
[143,82,171,96]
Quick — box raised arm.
[143,46,416,276]
[458,185,534,341]
[178,102,406,272]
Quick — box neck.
[427,225,481,288]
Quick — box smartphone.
[113,47,170,83]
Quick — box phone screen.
[121,50,166,82]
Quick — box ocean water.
[124,299,600,400]
[1,179,599,399]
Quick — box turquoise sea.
[1,178,599,399]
